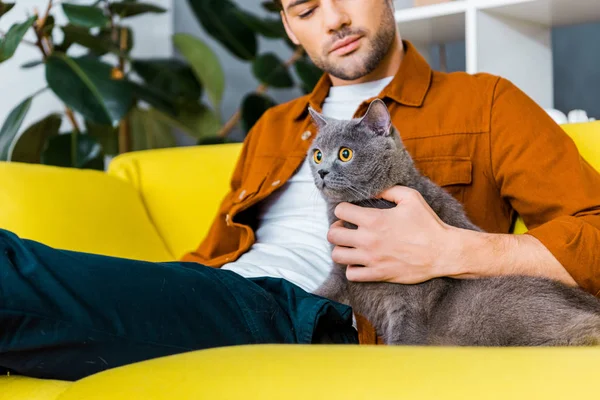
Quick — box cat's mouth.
[319,179,374,203]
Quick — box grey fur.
[307,99,600,346]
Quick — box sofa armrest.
[107,143,242,260]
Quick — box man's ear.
[358,98,392,136]
[308,106,328,130]
[281,11,301,45]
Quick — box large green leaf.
[129,107,177,151]
[186,0,257,61]
[41,15,55,35]
[261,1,280,13]
[241,93,277,134]
[109,2,166,18]
[131,58,202,104]
[10,113,62,163]
[46,54,134,125]
[129,81,177,116]
[56,25,111,54]
[252,53,294,88]
[150,102,222,140]
[0,96,33,161]
[85,120,118,156]
[56,25,130,56]
[0,16,36,63]
[0,2,14,18]
[62,3,109,29]
[96,26,134,54]
[173,33,225,113]
[234,10,285,39]
[41,133,104,170]
[295,58,323,93]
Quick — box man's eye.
[299,8,315,19]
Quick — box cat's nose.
[318,170,329,179]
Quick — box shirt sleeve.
[489,77,600,296]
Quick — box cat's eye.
[313,149,323,164]
[338,147,353,162]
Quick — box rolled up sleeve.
[489,77,600,296]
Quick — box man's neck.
[329,35,404,87]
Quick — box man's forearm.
[447,228,578,287]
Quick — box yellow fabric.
[0,376,71,400]
[1,121,599,399]
[55,345,600,400]
[0,162,172,261]
[107,144,242,260]
[512,120,600,234]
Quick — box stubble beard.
[312,5,396,81]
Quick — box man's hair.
[272,0,283,11]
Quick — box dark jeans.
[0,229,357,381]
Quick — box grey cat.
[307,98,600,346]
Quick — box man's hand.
[328,186,460,284]
[328,185,578,287]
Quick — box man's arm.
[487,78,600,295]
[328,78,600,296]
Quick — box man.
[1,0,599,381]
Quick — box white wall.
[0,0,173,133]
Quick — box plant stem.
[117,27,130,153]
[71,130,78,167]
[65,107,80,168]
[65,107,81,133]
[118,116,131,154]
[217,46,306,138]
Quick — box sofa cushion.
[0,376,71,400]
[107,144,241,260]
[0,162,172,261]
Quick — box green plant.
[0,0,222,170]
[178,0,323,143]
[0,0,323,170]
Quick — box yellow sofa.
[1,121,599,400]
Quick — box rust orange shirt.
[182,41,600,298]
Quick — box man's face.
[281,0,397,81]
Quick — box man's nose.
[322,0,350,33]
[318,170,329,179]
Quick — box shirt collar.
[292,40,432,121]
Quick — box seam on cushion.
[129,159,175,260]
[1,309,194,352]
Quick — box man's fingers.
[334,202,380,227]
[346,265,385,282]
[327,223,366,247]
[331,246,370,266]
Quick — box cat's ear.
[359,98,392,136]
[308,106,328,130]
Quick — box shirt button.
[238,189,246,200]
[271,180,281,187]
[301,130,312,140]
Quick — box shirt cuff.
[525,216,600,296]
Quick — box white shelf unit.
[394,0,600,109]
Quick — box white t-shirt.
[221,76,395,292]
